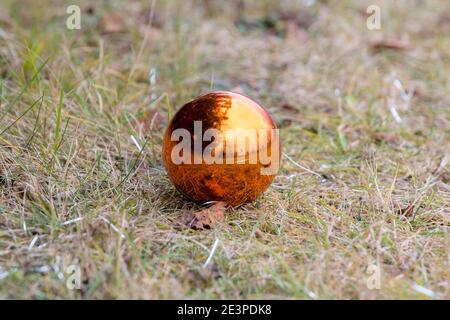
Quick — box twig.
[388,101,402,123]
[62,217,84,226]
[100,216,126,239]
[282,152,322,178]
[203,238,220,268]
[28,235,39,251]
[130,135,142,152]
[412,283,436,299]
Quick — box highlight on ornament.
[163,91,280,206]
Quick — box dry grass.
[0,0,449,299]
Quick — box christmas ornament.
[163,91,280,206]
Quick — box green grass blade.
[25,95,44,146]
[53,88,63,154]
[0,58,48,122]
[0,95,44,137]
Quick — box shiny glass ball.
[163,91,280,206]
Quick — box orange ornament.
[163,91,280,206]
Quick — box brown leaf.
[280,103,299,113]
[184,202,226,230]
[100,12,126,34]
[371,132,400,144]
[371,39,413,52]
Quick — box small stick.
[203,238,220,268]
[283,152,322,178]
[100,216,126,239]
[62,217,84,226]
[28,235,39,251]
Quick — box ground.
[0,0,449,299]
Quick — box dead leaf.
[100,12,126,34]
[280,104,299,113]
[371,132,400,144]
[184,201,226,230]
[371,39,413,52]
